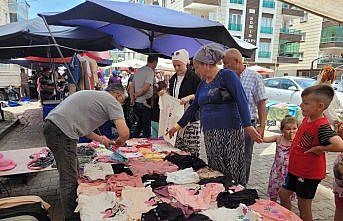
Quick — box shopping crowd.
[43,44,343,221]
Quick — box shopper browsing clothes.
[169,49,201,157]
[223,48,267,185]
[168,44,262,185]
[43,83,129,221]
[279,85,343,221]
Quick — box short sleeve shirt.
[240,68,267,119]
[134,66,154,103]
[288,117,336,179]
[46,90,124,140]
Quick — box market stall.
[74,138,302,221]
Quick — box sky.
[28,0,127,19]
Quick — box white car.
[263,76,343,105]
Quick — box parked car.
[264,76,315,105]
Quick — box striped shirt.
[240,68,267,119]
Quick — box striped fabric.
[204,128,246,185]
[175,121,201,157]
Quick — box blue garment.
[178,69,252,132]
[70,54,81,84]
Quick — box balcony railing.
[320,37,343,43]
[229,0,244,4]
[280,28,302,34]
[318,57,343,64]
[262,0,275,8]
[228,23,242,31]
[260,26,273,34]
[279,53,301,58]
[258,51,271,58]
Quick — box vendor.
[43,83,130,221]
[38,68,55,101]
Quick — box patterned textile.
[175,121,201,157]
[240,68,267,119]
[203,128,246,185]
[267,136,296,200]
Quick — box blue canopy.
[39,0,256,58]
[0,17,119,59]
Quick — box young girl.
[263,115,298,201]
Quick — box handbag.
[218,87,232,102]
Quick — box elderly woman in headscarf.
[316,65,342,126]
[168,49,201,157]
[168,44,262,185]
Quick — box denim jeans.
[43,120,80,221]
[133,102,151,138]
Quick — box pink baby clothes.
[77,183,107,196]
[168,183,225,210]
[249,199,302,221]
[128,159,178,176]
[100,173,143,196]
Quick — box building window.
[259,42,271,58]
[300,12,308,23]
[262,0,275,9]
[228,14,242,31]
[301,33,306,41]
[299,52,304,61]
[260,17,273,34]
[229,0,244,4]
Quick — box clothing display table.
[75,139,302,221]
[0,147,56,196]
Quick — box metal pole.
[149,31,154,54]
[41,16,80,90]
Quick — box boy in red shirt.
[279,85,343,221]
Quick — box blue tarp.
[39,0,257,58]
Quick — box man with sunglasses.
[43,83,129,221]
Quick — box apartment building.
[0,0,30,84]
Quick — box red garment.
[288,117,329,179]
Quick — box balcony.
[277,55,300,63]
[184,0,220,9]
[262,0,275,8]
[282,3,304,17]
[229,0,244,4]
[228,23,242,31]
[258,51,271,58]
[317,57,343,68]
[280,28,302,42]
[260,26,273,34]
[320,25,343,48]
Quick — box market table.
[0,147,56,196]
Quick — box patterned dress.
[267,135,295,200]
